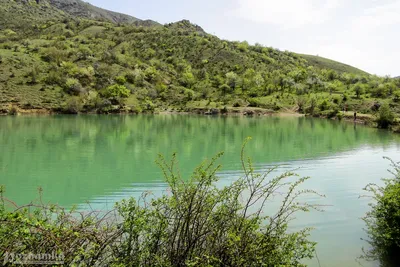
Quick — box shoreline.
[1,105,398,133]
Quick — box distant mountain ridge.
[47,0,158,25]
[4,0,158,26]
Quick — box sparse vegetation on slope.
[299,54,369,76]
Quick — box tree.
[77,45,92,60]
[100,84,130,99]
[354,83,364,99]
[226,72,239,90]
[64,96,83,114]
[253,73,265,88]
[64,78,84,95]
[376,103,394,129]
[393,90,400,103]
[236,41,249,52]
[363,160,400,266]
[372,84,390,98]
[219,84,232,96]
[114,75,127,85]
[41,47,67,65]
[297,96,306,113]
[308,97,317,115]
[179,71,196,88]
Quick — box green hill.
[0,0,399,131]
[299,54,369,76]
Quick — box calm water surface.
[1,115,400,267]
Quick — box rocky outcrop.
[13,0,159,26]
[48,0,140,24]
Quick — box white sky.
[87,0,400,76]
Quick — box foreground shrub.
[362,159,400,266]
[0,187,118,266]
[0,141,321,266]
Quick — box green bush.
[41,47,67,65]
[297,96,306,113]
[319,99,329,111]
[63,96,83,114]
[64,78,84,95]
[114,75,127,85]
[99,84,130,99]
[8,106,18,115]
[362,159,400,266]
[376,103,394,129]
[114,141,320,266]
[44,70,63,85]
[393,91,400,103]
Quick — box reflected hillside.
[0,115,399,207]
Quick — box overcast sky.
[86,0,399,76]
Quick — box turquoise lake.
[1,115,400,266]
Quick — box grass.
[299,54,369,76]
[79,25,107,36]
[0,48,63,110]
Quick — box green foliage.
[393,91,400,103]
[64,78,84,95]
[114,75,127,85]
[63,96,83,114]
[77,45,92,60]
[100,84,130,99]
[179,70,196,88]
[362,159,400,266]
[113,140,321,266]
[353,83,364,99]
[297,96,306,113]
[225,72,239,89]
[376,104,395,129]
[41,47,67,65]
[0,191,117,266]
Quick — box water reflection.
[1,115,400,267]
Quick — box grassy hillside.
[0,0,67,32]
[0,0,399,130]
[299,54,369,76]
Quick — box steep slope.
[0,0,158,31]
[47,0,158,26]
[0,0,67,32]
